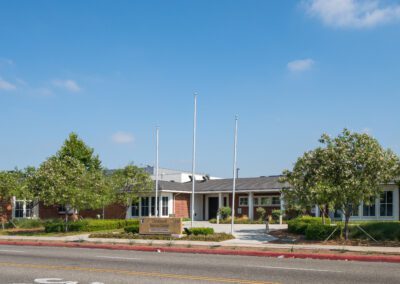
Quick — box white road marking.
[0,249,25,253]
[251,265,342,273]
[95,255,140,261]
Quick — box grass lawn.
[0,228,124,237]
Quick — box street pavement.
[0,244,399,284]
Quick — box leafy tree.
[110,165,153,218]
[30,133,107,230]
[282,129,399,239]
[0,167,36,201]
[57,132,102,171]
[281,148,336,224]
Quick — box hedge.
[184,227,214,236]
[305,223,340,240]
[124,224,139,234]
[44,219,139,233]
[287,216,330,235]
[349,222,400,241]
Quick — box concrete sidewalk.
[1,233,400,254]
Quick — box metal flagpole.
[231,115,238,235]
[191,94,198,228]
[155,126,159,217]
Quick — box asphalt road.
[0,245,399,284]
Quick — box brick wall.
[174,193,190,218]
[0,198,12,221]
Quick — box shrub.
[218,207,232,220]
[287,216,330,235]
[271,210,282,221]
[349,222,400,241]
[256,207,266,221]
[124,224,139,234]
[44,219,140,233]
[305,223,340,240]
[11,218,43,229]
[184,227,214,236]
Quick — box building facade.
[2,173,399,222]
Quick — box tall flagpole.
[191,94,198,228]
[155,126,159,217]
[231,115,238,235]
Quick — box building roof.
[158,176,287,193]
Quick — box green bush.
[287,216,330,235]
[11,219,43,229]
[305,223,340,240]
[349,222,400,241]
[184,227,214,236]
[271,210,282,221]
[256,207,266,221]
[124,225,139,234]
[44,219,140,233]
[217,207,232,220]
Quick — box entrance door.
[208,197,219,220]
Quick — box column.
[217,192,223,224]
[158,195,162,217]
[148,197,152,217]
[248,192,254,220]
[280,194,285,225]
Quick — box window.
[58,205,66,213]
[253,197,259,206]
[253,196,281,207]
[272,196,280,205]
[239,197,248,207]
[260,197,270,206]
[363,198,376,217]
[14,201,24,218]
[380,191,393,217]
[141,197,149,216]
[223,197,227,207]
[14,200,35,218]
[131,200,139,217]
[162,196,168,216]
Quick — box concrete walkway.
[186,221,286,244]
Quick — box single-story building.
[2,175,399,222]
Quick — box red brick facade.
[0,198,12,221]
[173,193,190,218]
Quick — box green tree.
[0,167,36,203]
[282,129,399,239]
[281,148,335,224]
[30,133,107,230]
[110,165,153,218]
[57,132,102,171]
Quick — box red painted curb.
[1,240,400,263]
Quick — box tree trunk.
[320,205,326,225]
[102,206,105,220]
[64,212,68,232]
[344,213,351,240]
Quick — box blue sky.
[1,0,400,178]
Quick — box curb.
[1,240,400,263]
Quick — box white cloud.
[0,58,14,66]
[0,77,16,91]
[287,58,315,72]
[52,79,81,92]
[112,131,135,144]
[304,0,400,28]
